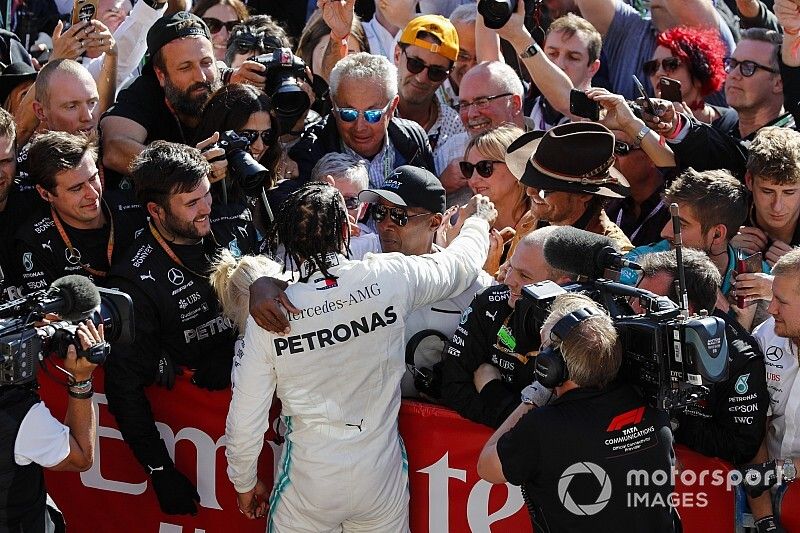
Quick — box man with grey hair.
[441,226,576,428]
[310,152,377,240]
[288,52,434,201]
[477,292,678,532]
[435,60,526,206]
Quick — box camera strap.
[51,200,114,278]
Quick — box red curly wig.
[656,26,727,97]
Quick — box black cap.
[358,165,446,214]
[0,62,36,104]
[146,11,211,58]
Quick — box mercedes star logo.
[64,247,82,265]
[168,268,185,286]
[766,346,784,362]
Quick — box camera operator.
[477,293,678,532]
[1,320,104,532]
[440,226,576,428]
[636,249,770,465]
[104,141,255,516]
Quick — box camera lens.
[477,0,517,29]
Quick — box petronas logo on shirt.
[735,374,750,395]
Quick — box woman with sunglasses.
[195,84,281,234]
[462,125,531,274]
[192,0,249,62]
[645,26,733,127]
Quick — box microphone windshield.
[50,275,101,322]
[543,226,617,278]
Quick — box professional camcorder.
[214,130,271,195]
[0,275,134,386]
[516,222,729,411]
[253,48,311,132]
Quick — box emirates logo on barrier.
[558,462,612,516]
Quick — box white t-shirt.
[753,317,800,460]
[363,17,398,61]
[14,402,70,468]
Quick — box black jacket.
[104,211,255,472]
[674,309,770,464]
[270,114,435,209]
[441,285,539,428]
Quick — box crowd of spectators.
[4,0,800,531]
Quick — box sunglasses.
[371,204,430,227]
[454,92,513,113]
[403,50,450,83]
[237,129,276,146]
[343,196,361,210]
[614,140,640,156]
[459,160,502,179]
[203,17,240,34]
[642,57,681,77]
[333,101,392,123]
[724,57,778,77]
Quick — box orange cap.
[398,15,459,62]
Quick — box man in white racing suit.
[224,178,494,532]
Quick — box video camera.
[517,279,728,411]
[0,275,134,386]
[516,212,729,411]
[252,48,311,133]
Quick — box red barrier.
[40,370,739,532]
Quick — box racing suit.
[225,216,490,532]
[105,210,254,479]
[753,317,800,461]
[13,190,146,293]
[440,284,540,428]
[674,309,769,464]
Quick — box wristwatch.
[519,42,540,59]
[521,384,538,406]
[782,458,797,483]
[143,0,167,9]
[633,125,651,147]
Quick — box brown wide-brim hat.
[506,122,630,199]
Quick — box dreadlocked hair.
[269,183,350,282]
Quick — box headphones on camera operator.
[405,329,449,398]
[534,306,604,389]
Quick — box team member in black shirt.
[478,293,678,533]
[13,131,145,294]
[441,226,575,428]
[105,141,255,516]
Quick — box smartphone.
[71,0,98,25]
[632,75,656,115]
[658,77,682,102]
[569,89,600,121]
[734,251,763,308]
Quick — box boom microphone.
[543,227,641,279]
[42,275,101,322]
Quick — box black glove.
[755,516,786,533]
[149,464,200,515]
[741,461,779,498]
[155,352,178,389]
[191,356,232,391]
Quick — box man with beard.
[105,141,255,515]
[101,11,263,177]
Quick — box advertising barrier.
[41,370,741,532]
